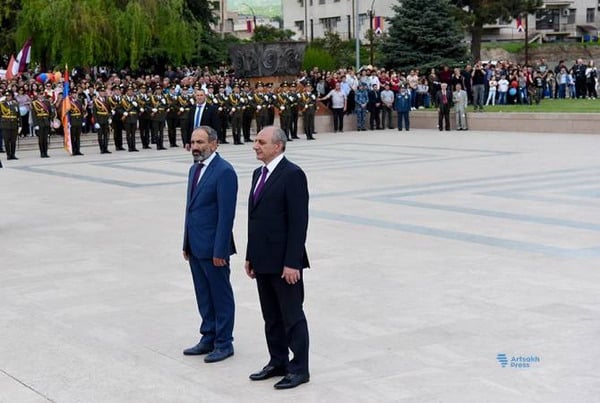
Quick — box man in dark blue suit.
[182,126,238,363]
[185,90,219,150]
[245,126,311,389]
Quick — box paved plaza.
[1,128,599,402]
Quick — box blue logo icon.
[496,353,508,367]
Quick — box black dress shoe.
[249,365,287,381]
[8,156,18,160]
[183,342,213,356]
[274,373,310,389]
[116,147,126,151]
[157,146,166,150]
[104,150,112,154]
[74,152,84,156]
[41,154,50,158]
[220,140,230,144]
[129,149,139,152]
[143,146,151,149]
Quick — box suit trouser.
[382,106,394,129]
[256,273,309,376]
[139,117,151,147]
[38,126,50,156]
[167,116,178,146]
[189,255,235,350]
[3,128,17,158]
[71,125,82,153]
[243,109,253,141]
[438,108,450,130]
[179,117,190,146]
[332,108,344,131]
[97,123,109,152]
[397,111,410,130]
[151,120,165,148]
[303,108,315,138]
[125,122,137,150]
[455,108,467,129]
[290,109,299,138]
[279,113,291,138]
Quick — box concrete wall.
[292,110,600,134]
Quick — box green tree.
[15,0,202,70]
[0,0,23,55]
[450,0,542,61]
[380,0,467,71]
[251,25,295,42]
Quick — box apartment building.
[282,0,600,42]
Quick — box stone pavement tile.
[1,129,600,402]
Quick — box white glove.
[34,125,40,130]
[108,118,112,124]
[111,110,116,115]
[161,99,166,105]
[140,108,145,112]
[280,106,285,110]
[132,101,138,107]
[152,108,157,113]
[123,112,128,117]
[179,107,184,112]
[94,123,100,129]
[82,122,86,127]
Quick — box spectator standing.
[319,82,347,133]
[367,83,382,130]
[585,60,597,99]
[15,87,31,137]
[380,83,395,129]
[394,85,411,131]
[354,82,369,131]
[497,75,509,105]
[453,83,468,131]
[435,83,453,131]
[471,63,485,111]
[486,76,497,106]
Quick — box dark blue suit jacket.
[183,153,237,259]
[187,103,219,145]
[246,157,310,273]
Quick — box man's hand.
[213,257,227,267]
[244,260,255,279]
[183,250,189,261]
[281,266,301,285]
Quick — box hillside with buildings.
[228,0,281,17]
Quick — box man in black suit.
[186,89,218,150]
[245,126,310,390]
[435,82,453,131]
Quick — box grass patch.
[416,98,600,113]
[476,98,600,113]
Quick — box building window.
[535,9,559,31]
[298,0,304,6]
[587,8,595,23]
[295,20,305,36]
[568,9,576,24]
[320,16,341,32]
[309,0,313,5]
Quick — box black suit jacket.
[246,157,310,274]
[187,103,218,145]
[435,89,454,111]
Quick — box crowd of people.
[0,56,597,165]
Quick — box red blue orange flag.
[61,65,72,155]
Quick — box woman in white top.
[486,76,498,105]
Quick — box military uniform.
[93,88,112,154]
[137,86,152,149]
[165,89,179,147]
[214,88,229,144]
[108,88,125,150]
[67,95,85,155]
[300,85,317,140]
[266,84,276,125]
[253,83,269,134]
[241,84,254,142]
[31,94,53,157]
[177,87,193,146]
[227,85,244,145]
[1,92,21,160]
[121,88,139,152]
[150,91,168,150]
[276,83,293,141]
[289,83,301,139]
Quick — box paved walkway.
[2,129,599,402]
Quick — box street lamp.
[242,3,257,31]
[354,0,360,71]
[368,0,375,66]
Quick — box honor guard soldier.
[93,86,112,154]
[166,86,179,147]
[150,87,168,150]
[108,86,125,150]
[121,85,139,152]
[227,83,244,145]
[66,92,85,155]
[137,84,152,149]
[242,81,254,142]
[253,82,269,134]
[276,82,293,141]
[215,84,229,144]
[177,85,193,146]
[300,83,317,140]
[289,82,301,139]
[31,91,53,157]
[266,83,276,125]
[1,91,21,160]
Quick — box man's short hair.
[196,125,218,143]
[269,126,287,152]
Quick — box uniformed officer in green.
[66,91,85,156]
[276,82,293,141]
[1,91,21,160]
[93,86,112,154]
[121,85,139,152]
[31,90,53,157]
[108,85,125,151]
[227,83,244,145]
[300,83,317,140]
